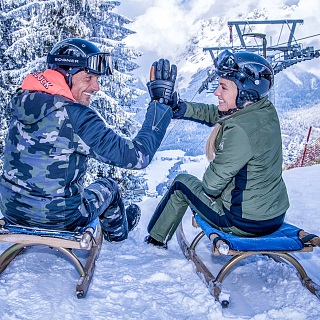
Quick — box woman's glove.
[170,92,187,118]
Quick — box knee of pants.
[85,178,121,215]
[170,173,203,201]
[172,173,202,189]
[92,177,120,201]
[171,173,192,184]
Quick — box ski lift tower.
[199,19,320,93]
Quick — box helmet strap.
[53,68,72,89]
[55,67,83,89]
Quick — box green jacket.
[183,96,289,231]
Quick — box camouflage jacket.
[0,70,172,229]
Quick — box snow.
[0,151,320,320]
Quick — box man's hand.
[147,59,177,105]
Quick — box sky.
[0,150,319,319]
[115,0,320,78]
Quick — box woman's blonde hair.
[206,79,255,161]
[206,79,236,161]
[206,123,221,161]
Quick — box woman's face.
[214,77,238,111]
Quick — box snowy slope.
[0,150,319,320]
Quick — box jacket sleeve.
[202,123,252,196]
[66,101,172,169]
[181,101,220,126]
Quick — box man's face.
[71,71,100,106]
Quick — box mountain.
[134,12,320,165]
[274,70,320,110]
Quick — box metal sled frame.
[0,218,103,298]
[176,217,320,308]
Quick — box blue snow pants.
[76,177,129,242]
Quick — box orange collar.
[21,69,75,101]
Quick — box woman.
[145,50,289,248]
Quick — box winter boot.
[126,204,141,231]
[144,235,168,249]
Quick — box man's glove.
[147,58,177,105]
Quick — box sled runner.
[0,217,103,298]
[176,214,320,308]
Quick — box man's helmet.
[214,50,274,107]
[47,38,113,80]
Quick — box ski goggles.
[214,50,273,84]
[214,50,249,83]
[87,53,113,76]
[214,50,238,76]
[47,52,113,76]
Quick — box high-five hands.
[147,59,177,105]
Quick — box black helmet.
[47,38,113,78]
[214,50,274,107]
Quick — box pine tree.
[0,0,146,192]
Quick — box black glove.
[170,91,187,119]
[170,91,179,111]
[147,58,177,104]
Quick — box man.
[0,38,177,242]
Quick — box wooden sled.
[176,214,320,308]
[0,217,103,298]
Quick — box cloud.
[116,0,320,77]
[119,1,191,56]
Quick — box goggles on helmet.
[47,52,113,76]
[214,50,240,80]
[214,50,237,71]
[214,50,274,85]
[87,53,113,76]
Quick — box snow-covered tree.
[0,0,146,192]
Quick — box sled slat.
[177,215,320,308]
[0,218,103,298]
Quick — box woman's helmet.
[47,38,113,86]
[214,50,274,107]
